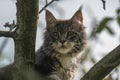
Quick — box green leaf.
[117,16,120,26]
[99,17,113,27]
[96,25,105,33]
[116,8,120,15]
[96,17,113,33]
[106,26,115,35]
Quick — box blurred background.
[0,0,120,80]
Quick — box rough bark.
[12,0,38,80]
[80,44,120,80]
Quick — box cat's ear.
[46,10,56,25]
[71,6,83,24]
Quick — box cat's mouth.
[52,42,74,54]
[60,44,67,48]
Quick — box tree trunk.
[12,0,38,80]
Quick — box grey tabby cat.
[35,7,86,80]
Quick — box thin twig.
[4,20,16,30]
[39,0,59,14]
[101,0,106,10]
[45,0,48,4]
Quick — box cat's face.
[47,21,82,54]
[44,9,86,55]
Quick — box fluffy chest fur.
[58,56,75,69]
[49,53,79,80]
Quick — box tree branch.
[39,0,59,14]
[0,64,12,80]
[0,21,16,55]
[0,31,14,38]
[0,21,16,38]
[45,0,48,4]
[81,44,120,80]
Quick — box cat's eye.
[53,32,58,36]
[66,31,74,36]
[66,31,79,42]
[52,32,59,39]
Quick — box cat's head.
[44,8,86,55]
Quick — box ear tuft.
[46,10,56,25]
[78,5,83,12]
[71,5,83,24]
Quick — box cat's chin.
[56,47,72,54]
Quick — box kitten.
[35,7,86,80]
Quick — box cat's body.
[35,7,86,80]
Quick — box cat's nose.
[60,40,65,44]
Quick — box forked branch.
[0,21,16,38]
